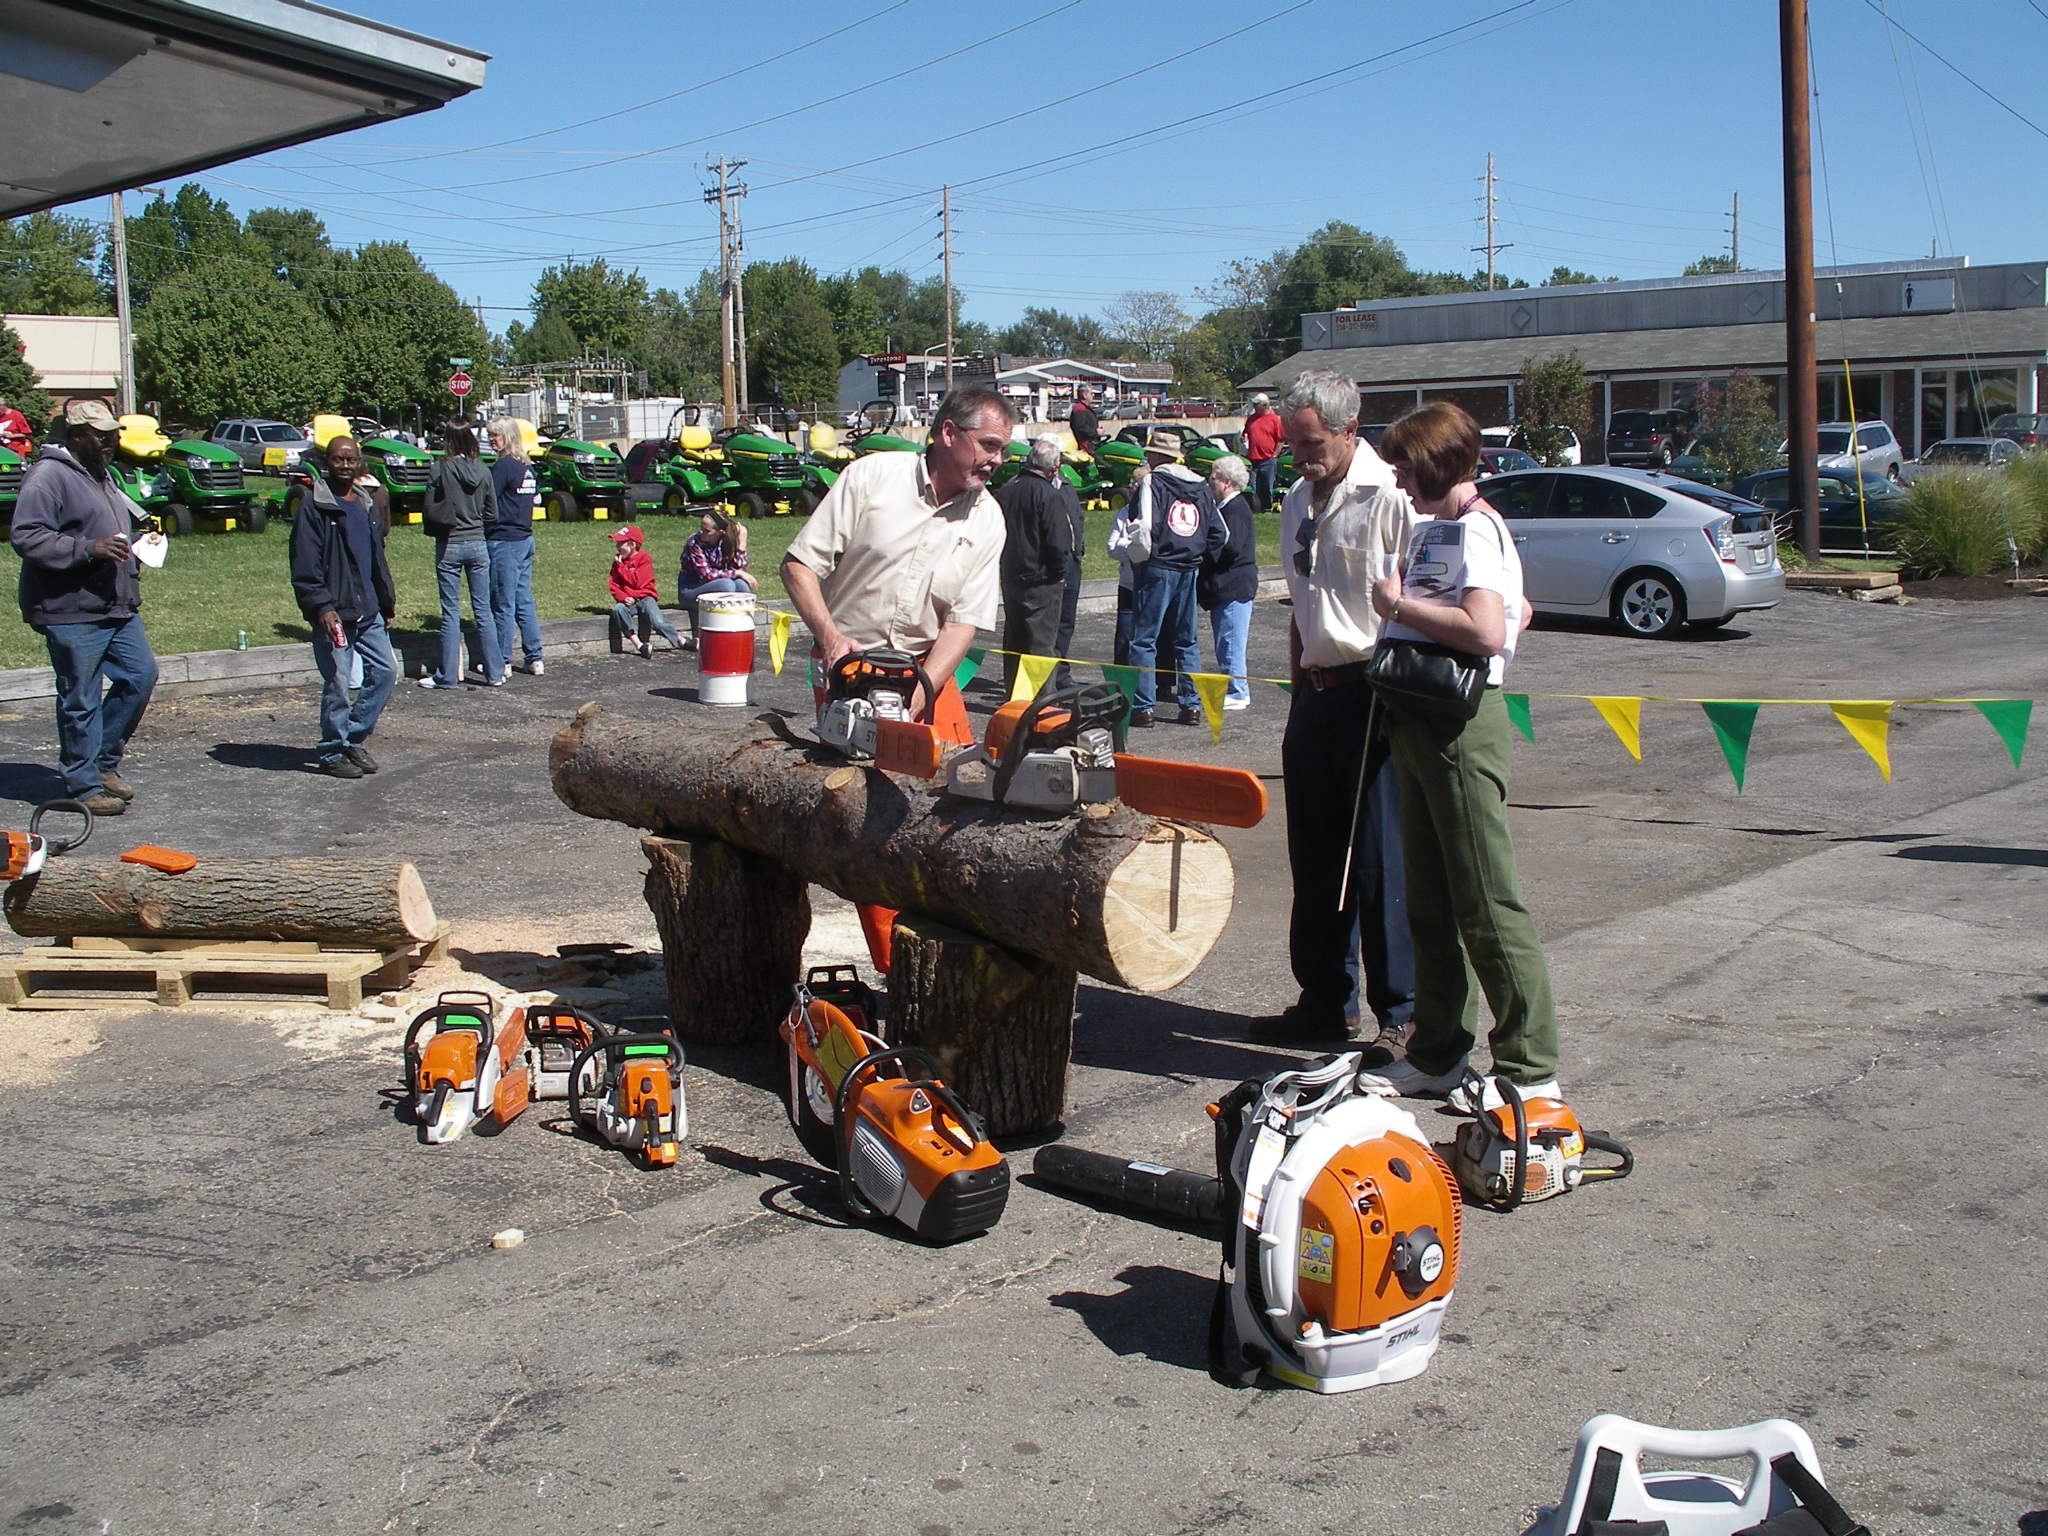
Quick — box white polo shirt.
[785,450,1005,651]
[1279,439,1418,670]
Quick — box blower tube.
[1033,1145,1224,1225]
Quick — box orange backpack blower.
[779,977,1009,1242]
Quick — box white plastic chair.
[1525,1414,1825,1536]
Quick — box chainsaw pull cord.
[27,798,93,857]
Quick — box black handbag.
[1365,637,1489,719]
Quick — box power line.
[1857,0,2048,141]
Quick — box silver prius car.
[1476,467,1785,637]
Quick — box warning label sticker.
[1298,1228,1335,1285]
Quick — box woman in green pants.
[1355,402,1559,1107]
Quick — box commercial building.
[3,314,121,410]
[836,354,1172,423]
[1241,257,2048,458]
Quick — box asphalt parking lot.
[1,587,2043,1536]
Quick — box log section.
[550,705,1232,993]
[641,835,810,1045]
[5,858,436,946]
[886,914,1076,1136]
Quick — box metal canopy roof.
[1,0,486,218]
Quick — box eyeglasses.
[1293,515,1318,579]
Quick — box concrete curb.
[0,567,1291,705]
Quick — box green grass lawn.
[0,503,1283,670]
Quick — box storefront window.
[1420,386,1510,427]
[1921,374,1949,452]
[1955,369,2018,437]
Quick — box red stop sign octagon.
[448,371,474,398]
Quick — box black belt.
[1304,661,1369,691]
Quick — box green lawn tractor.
[849,428,921,458]
[0,444,22,529]
[535,438,627,522]
[360,434,435,525]
[113,415,262,534]
[1088,438,1145,511]
[720,430,813,518]
[639,424,736,516]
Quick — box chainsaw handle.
[27,799,92,856]
[566,1033,684,1128]
[1580,1129,1634,1183]
[402,1004,494,1086]
[830,1045,950,1220]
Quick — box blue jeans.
[1127,562,1200,715]
[40,616,158,795]
[434,539,502,685]
[488,538,542,667]
[613,597,679,648]
[312,613,397,759]
[1209,598,1253,702]
[677,575,748,632]
[1250,457,1279,515]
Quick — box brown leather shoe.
[98,770,136,801]
[79,791,126,816]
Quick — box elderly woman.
[1357,401,1557,1108]
[675,510,756,649]
[485,419,543,676]
[1198,453,1259,708]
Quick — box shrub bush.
[1888,472,2041,577]
[1997,450,2048,562]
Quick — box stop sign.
[448,371,474,398]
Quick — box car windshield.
[1680,486,1764,515]
[1925,442,1991,464]
[257,425,300,442]
[1816,430,1852,453]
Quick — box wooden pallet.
[0,923,452,1011]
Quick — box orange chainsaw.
[779,979,1009,1242]
[2,799,95,881]
[1449,1073,1633,1211]
[521,1002,610,1100]
[815,648,973,773]
[567,1032,686,1168]
[933,683,1267,827]
[402,991,531,1145]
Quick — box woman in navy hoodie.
[486,419,543,675]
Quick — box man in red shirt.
[607,526,682,656]
[0,395,32,454]
[1242,392,1286,514]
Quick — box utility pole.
[1729,191,1741,269]
[109,191,134,416]
[733,202,749,422]
[1470,154,1511,290]
[941,185,955,394]
[1780,0,1820,560]
[704,156,747,427]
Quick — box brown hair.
[706,508,740,565]
[1379,402,1481,502]
[444,425,479,458]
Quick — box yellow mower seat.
[117,415,171,459]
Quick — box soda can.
[237,630,249,651]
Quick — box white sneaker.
[638,639,652,658]
[1223,696,1250,711]
[1354,1053,1470,1099]
[417,675,449,690]
[526,659,545,676]
[1447,1076,1562,1114]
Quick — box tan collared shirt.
[1279,438,1418,669]
[785,450,1006,651]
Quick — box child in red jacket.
[608,526,682,656]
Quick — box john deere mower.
[642,423,734,516]
[719,429,813,518]
[0,443,24,529]
[111,415,262,534]
[535,437,627,522]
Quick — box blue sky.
[89,0,2048,331]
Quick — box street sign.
[448,356,472,367]
[448,371,474,398]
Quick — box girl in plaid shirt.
[676,510,757,648]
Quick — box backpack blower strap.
[1729,1455,1871,1536]
[1205,1076,1263,1388]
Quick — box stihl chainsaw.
[1448,1072,1633,1212]
[939,683,1268,827]
[813,648,967,772]
[521,1002,610,1100]
[403,991,531,1145]
[2,799,94,881]
[779,977,1009,1242]
[567,1032,687,1168]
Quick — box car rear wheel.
[1887,463,1900,483]
[1613,569,1686,638]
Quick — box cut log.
[550,705,1233,993]
[641,835,810,1046]
[4,858,436,947]
[886,913,1076,1137]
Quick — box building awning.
[1,0,486,218]
[1241,310,2048,393]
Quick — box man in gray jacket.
[11,400,158,815]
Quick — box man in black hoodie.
[289,436,398,778]
[11,400,158,814]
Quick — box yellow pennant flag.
[1587,696,1643,761]
[1008,653,1058,703]
[1192,673,1230,744]
[1829,700,1893,781]
[767,610,792,675]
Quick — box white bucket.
[698,592,756,706]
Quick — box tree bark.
[886,914,1076,1137]
[4,858,436,946]
[641,835,810,1046]
[550,705,1232,993]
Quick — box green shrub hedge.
[1890,468,2044,578]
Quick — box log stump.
[886,912,1078,1137]
[4,858,436,947]
[641,835,809,1046]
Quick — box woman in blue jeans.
[675,510,756,647]
[1198,454,1258,709]
[418,425,503,689]
[486,418,543,675]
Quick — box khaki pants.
[1385,688,1559,1085]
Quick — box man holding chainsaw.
[1247,369,1418,1047]
[782,385,1014,713]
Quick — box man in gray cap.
[11,399,158,815]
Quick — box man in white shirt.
[783,387,1014,713]
[1247,369,1419,1045]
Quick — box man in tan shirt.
[1248,368,1419,1046]
[783,386,1014,710]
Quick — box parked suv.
[1807,420,1904,482]
[1988,412,2048,447]
[1605,410,1690,467]
[209,418,311,470]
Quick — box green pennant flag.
[1276,681,1293,697]
[1700,701,1761,792]
[1505,692,1534,742]
[1970,698,2032,768]
[953,647,986,690]
[1101,665,1141,710]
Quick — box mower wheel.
[663,487,688,515]
[736,490,769,521]
[549,491,582,523]
[165,503,194,537]
[794,487,821,518]
[1106,489,1127,513]
[784,1036,840,1168]
[246,503,268,534]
